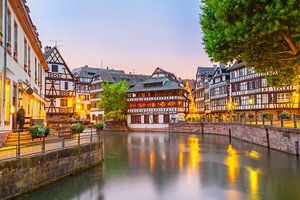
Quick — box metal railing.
[0,126,103,161]
[188,114,300,129]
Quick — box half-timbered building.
[194,67,215,115]
[228,61,299,118]
[90,69,149,123]
[72,66,101,121]
[209,65,230,116]
[44,46,77,120]
[127,68,189,130]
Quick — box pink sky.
[27,0,212,79]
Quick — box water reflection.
[18,133,300,200]
[225,145,239,187]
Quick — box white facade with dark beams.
[127,68,189,130]
[209,64,230,114]
[228,61,299,118]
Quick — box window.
[60,99,68,107]
[153,115,159,124]
[52,65,58,72]
[35,58,37,84]
[262,94,268,104]
[256,94,261,105]
[144,115,149,124]
[131,115,141,124]
[262,79,268,87]
[7,9,11,45]
[64,81,68,90]
[24,38,28,72]
[28,46,31,76]
[240,82,247,91]
[277,93,290,103]
[164,115,170,123]
[13,20,18,58]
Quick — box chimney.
[44,46,51,52]
[85,65,88,68]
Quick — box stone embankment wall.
[169,123,300,155]
[0,143,103,200]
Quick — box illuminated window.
[60,99,68,107]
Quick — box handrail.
[0,126,103,161]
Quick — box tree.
[200,0,300,86]
[97,81,129,122]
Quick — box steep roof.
[128,77,183,92]
[128,67,184,93]
[44,46,77,80]
[72,66,102,78]
[95,69,149,87]
[196,67,215,76]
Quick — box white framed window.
[277,93,290,103]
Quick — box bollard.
[42,136,46,153]
[78,132,81,145]
[62,137,65,148]
[294,114,297,129]
[229,128,232,144]
[90,127,93,143]
[266,128,270,149]
[262,118,265,126]
[201,122,204,135]
[255,117,258,125]
[280,119,284,127]
[295,141,299,156]
[17,129,21,159]
[270,116,273,126]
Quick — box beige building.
[0,0,48,130]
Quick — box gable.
[46,48,65,64]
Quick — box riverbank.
[169,122,300,155]
[0,142,103,200]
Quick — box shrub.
[29,125,50,139]
[71,123,85,134]
[279,111,291,120]
[95,122,105,130]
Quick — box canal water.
[18,132,300,200]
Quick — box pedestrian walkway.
[0,129,101,161]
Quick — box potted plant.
[95,122,105,133]
[70,123,85,134]
[29,125,51,140]
[7,42,11,54]
[279,111,291,120]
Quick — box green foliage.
[95,122,105,130]
[29,125,50,138]
[279,111,291,120]
[71,123,85,134]
[97,81,129,122]
[200,0,300,86]
[105,110,126,122]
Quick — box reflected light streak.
[178,144,185,172]
[225,144,239,187]
[149,151,155,171]
[248,150,261,160]
[246,167,260,200]
[188,136,200,175]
